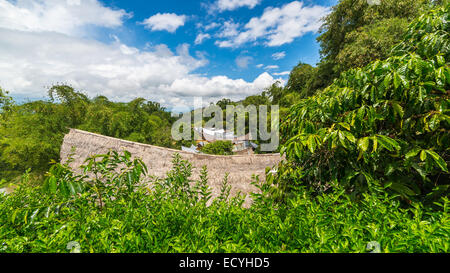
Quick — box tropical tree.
[273,5,450,203]
[316,0,432,87]
[286,63,317,99]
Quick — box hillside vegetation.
[0,151,448,253]
[0,86,176,183]
[0,2,448,253]
[272,4,450,204]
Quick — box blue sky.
[0,0,337,109]
[106,0,336,81]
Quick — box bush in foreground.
[0,151,448,253]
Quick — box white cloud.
[264,65,279,70]
[272,51,286,60]
[0,28,281,106]
[215,20,241,47]
[217,20,240,38]
[162,72,281,99]
[204,22,220,31]
[235,56,253,69]
[0,0,283,108]
[0,29,200,99]
[273,71,290,76]
[216,1,329,48]
[140,13,187,33]
[197,22,220,31]
[256,64,264,68]
[0,0,130,36]
[215,0,261,12]
[195,33,211,45]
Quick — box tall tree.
[317,0,431,86]
[286,63,317,98]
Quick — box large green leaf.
[425,150,448,172]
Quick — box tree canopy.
[201,140,234,155]
[0,85,177,181]
[272,5,449,203]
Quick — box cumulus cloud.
[0,0,283,108]
[195,33,211,45]
[0,0,130,35]
[272,51,286,60]
[216,1,329,48]
[215,0,261,12]
[217,20,240,38]
[215,20,241,47]
[0,28,281,106]
[140,13,187,33]
[162,72,279,98]
[0,29,199,98]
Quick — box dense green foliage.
[274,6,449,202]
[228,1,440,118]
[270,0,436,104]
[0,86,176,181]
[316,0,431,85]
[201,140,234,155]
[0,87,12,113]
[0,151,448,253]
[285,63,317,99]
[0,1,448,254]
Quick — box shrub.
[0,151,448,253]
[274,5,450,203]
[201,140,234,155]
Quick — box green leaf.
[30,208,40,224]
[393,72,401,89]
[392,102,404,118]
[425,150,448,172]
[307,135,320,153]
[74,182,83,193]
[389,182,417,196]
[338,131,348,149]
[67,182,76,195]
[429,114,439,131]
[405,148,421,160]
[372,137,378,153]
[343,131,356,143]
[384,73,393,88]
[398,74,409,88]
[376,135,400,152]
[358,137,369,152]
[436,55,445,66]
[338,122,350,131]
[420,150,427,161]
[11,209,18,224]
[418,86,426,102]
[49,176,57,194]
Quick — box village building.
[181,127,258,154]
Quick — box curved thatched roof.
[60,129,284,206]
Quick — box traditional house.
[181,127,258,154]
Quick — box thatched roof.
[60,129,284,207]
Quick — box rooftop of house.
[194,127,253,142]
